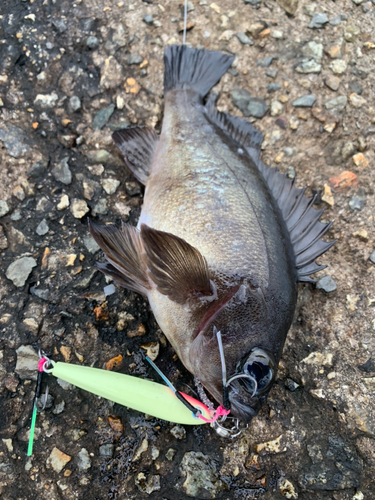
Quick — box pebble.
[68,96,81,113]
[170,425,186,440]
[358,358,375,372]
[46,447,72,473]
[127,52,143,65]
[76,448,91,471]
[325,41,343,59]
[0,123,33,158]
[70,199,89,219]
[86,36,99,49]
[12,186,25,201]
[143,14,154,25]
[272,30,283,39]
[165,448,176,461]
[257,57,273,68]
[287,166,296,179]
[34,93,59,109]
[236,32,253,45]
[0,200,10,217]
[279,478,298,499]
[285,378,300,391]
[125,182,141,196]
[325,95,347,113]
[92,198,108,215]
[352,153,369,168]
[345,25,360,43]
[321,184,334,206]
[135,473,160,494]
[231,89,268,118]
[15,345,39,380]
[52,157,72,185]
[330,60,347,75]
[36,219,49,236]
[6,257,37,287]
[100,56,124,90]
[324,75,340,91]
[92,104,115,130]
[308,13,329,29]
[102,178,120,194]
[349,81,363,95]
[301,351,333,367]
[266,69,278,78]
[28,159,48,178]
[83,235,100,254]
[296,59,321,74]
[277,0,298,15]
[267,83,281,93]
[292,95,316,107]
[369,250,375,264]
[57,194,70,211]
[270,100,283,116]
[180,452,226,497]
[87,150,111,164]
[302,41,323,61]
[349,93,366,108]
[329,16,341,26]
[99,444,114,457]
[83,178,101,200]
[316,275,337,292]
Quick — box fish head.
[188,281,291,423]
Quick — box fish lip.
[193,284,240,339]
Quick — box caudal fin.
[164,45,234,98]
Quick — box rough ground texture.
[0,0,374,499]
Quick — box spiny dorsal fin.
[205,103,335,283]
[112,127,158,185]
[89,220,150,295]
[164,45,234,98]
[140,224,213,304]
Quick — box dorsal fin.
[112,127,158,185]
[140,224,213,304]
[89,221,150,295]
[205,102,335,283]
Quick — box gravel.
[52,157,72,185]
[316,275,337,293]
[292,95,316,107]
[6,256,37,287]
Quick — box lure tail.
[163,45,234,98]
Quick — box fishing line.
[182,0,188,45]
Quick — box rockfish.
[90,45,334,422]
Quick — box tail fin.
[164,45,234,97]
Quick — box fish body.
[90,45,334,422]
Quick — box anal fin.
[112,127,158,185]
[89,221,150,296]
[140,224,213,305]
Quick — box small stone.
[301,351,333,367]
[321,184,334,206]
[143,14,154,25]
[287,166,296,179]
[302,41,323,61]
[36,219,49,236]
[329,170,357,189]
[6,257,37,287]
[76,448,91,471]
[349,93,366,108]
[330,59,347,75]
[34,93,59,109]
[99,444,114,457]
[127,52,143,65]
[125,182,141,196]
[255,435,285,454]
[0,200,10,217]
[102,178,120,194]
[71,199,89,219]
[12,185,25,201]
[127,323,146,337]
[325,42,343,59]
[135,473,161,494]
[316,275,337,292]
[86,36,99,49]
[270,100,283,116]
[292,95,316,107]
[345,25,360,43]
[329,16,341,26]
[257,57,273,68]
[68,96,81,113]
[28,159,48,178]
[140,342,159,361]
[133,438,149,461]
[309,13,329,29]
[349,81,363,95]
[83,179,101,200]
[295,60,321,74]
[285,378,299,392]
[272,30,283,39]
[349,193,366,210]
[15,345,39,380]
[83,235,100,254]
[46,447,72,473]
[180,452,226,498]
[92,198,108,216]
[325,95,347,113]
[352,229,368,241]
[277,0,298,15]
[324,75,340,91]
[100,56,124,90]
[92,104,115,130]
[170,425,186,440]
[369,250,375,264]
[236,32,253,45]
[166,448,176,461]
[266,69,278,78]
[57,194,70,210]
[279,478,298,499]
[346,293,360,311]
[352,153,369,168]
[52,157,72,185]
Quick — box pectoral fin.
[89,221,150,296]
[140,224,213,304]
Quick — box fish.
[89,44,335,423]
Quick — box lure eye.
[240,348,275,396]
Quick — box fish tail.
[164,45,234,98]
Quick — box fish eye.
[239,348,275,395]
